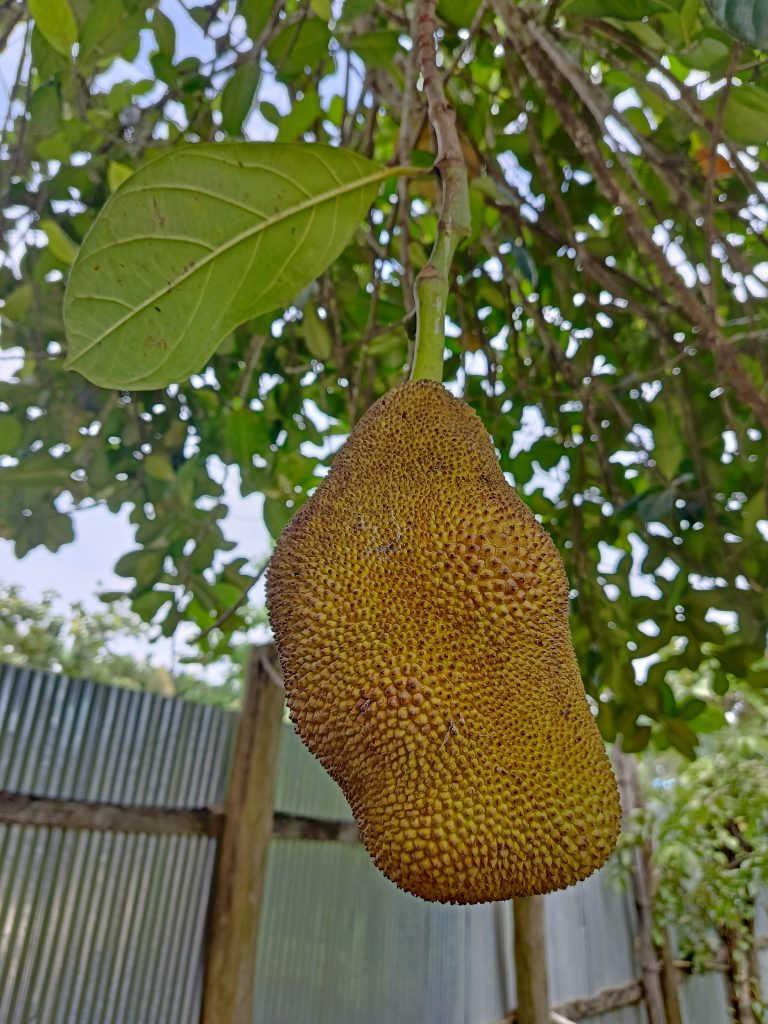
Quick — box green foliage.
[619,695,768,976]
[706,0,768,48]
[220,64,261,135]
[561,0,671,19]
[1,0,767,748]
[0,581,246,707]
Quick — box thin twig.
[238,334,266,402]
[195,561,268,644]
[494,0,768,430]
[583,20,768,206]
[704,48,741,312]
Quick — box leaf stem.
[409,0,471,383]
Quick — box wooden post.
[201,645,284,1024]
[513,895,551,1024]
[658,938,684,1024]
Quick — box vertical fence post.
[513,895,551,1024]
[201,645,284,1024]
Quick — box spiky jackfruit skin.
[267,380,620,903]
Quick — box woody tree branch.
[410,0,471,383]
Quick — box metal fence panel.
[0,663,764,1024]
[254,832,650,1024]
[255,838,506,1024]
[0,664,236,1024]
[273,716,354,821]
[0,664,236,806]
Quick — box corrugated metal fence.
[0,662,762,1024]
[0,663,235,1024]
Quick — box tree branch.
[704,48,740,312]
[238,333,266,402]
[409,0,471,382]
[397,35,419,333]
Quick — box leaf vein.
[136,182,271,219]
[69,166,390,363]
[124,261,215,387]
[83,294,136,311]
[249,205,316,308]
[152,149,316,198]
[82,234,216,263]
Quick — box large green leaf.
[151,9,176,56]
[302,302,333,359]
[275,93,323,141]
[28,0,77,58]
[0,416,23,452]
[64,143,390,390]
[224,407,267,468]
[263,495,295,540]
[350,31,401,69]
[78,0,149,64]
[706,0,768,47]
[39,219,78,265]
[0,455,73,486]
[438,0,482,25]
[239,0,272,41]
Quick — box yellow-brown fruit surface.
[267,380,620,903]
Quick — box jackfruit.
[267,380,620,904]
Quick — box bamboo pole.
[200,645,284,1024]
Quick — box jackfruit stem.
[412,264,448,383]
[410,0,471,385]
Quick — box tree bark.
[200,645,284,1024]
[721,924,759,1024]
[513,895,550,1024]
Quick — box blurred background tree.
[0,580,253,706]
[617,692,768,1023]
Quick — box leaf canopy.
[1,0,767,747]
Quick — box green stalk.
[409,0,472,384]
[411,170,471,382]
